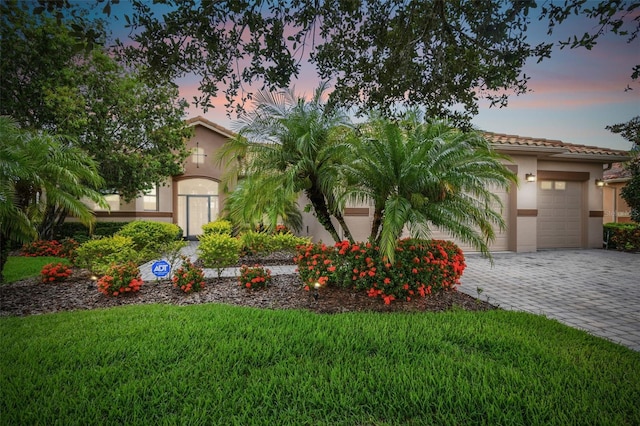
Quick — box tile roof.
[603,162,632,180]
[483,131,630,160]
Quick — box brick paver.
[458,249,640,352]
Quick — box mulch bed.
[1,267,496,317]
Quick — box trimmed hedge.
[74,235,140,274]
[54,222,130,242]
[116,221,183,258]
[604,222,640,252]
[202,219,233,236]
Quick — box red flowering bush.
[274,224,289,234]
[21,238,79,258]
[294,238,466,304]
[97,262,143,296]
[238,264,272,289]
[172,258,206,293]
[293,242,335,291]
[40,262,73,283]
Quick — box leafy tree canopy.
[0,0,193,202]
[45,0,640,128]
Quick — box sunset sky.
[107,3,640,151]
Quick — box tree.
[607,116,640,222]
[340,112,517,261]
[217,84,355,242]
[0,1,192,203]
[106,0,639,127]
[221,176,303,233]
[0,117,106,282]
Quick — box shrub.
[293,242,335,290]
[604,222,640,252]
[58,238,80,260]
[54,221,130,241]
[116,221,183,258]
[74,235,139,274]
[22,238,79,258]
[269,232,311,252]
[294,238,466,304]
[40,262,73,283]
[202,219,233,236]
[240,231,273,255]
[21,240,63,257]
[238,264,272,289]
[172,258,206,293]
[97,261,143,296]
[197,233,241,278]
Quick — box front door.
[176,178,219,240]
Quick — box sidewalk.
[139,242,297,280]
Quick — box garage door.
[428,185,510,252]
[537,180,582,248]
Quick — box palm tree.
[221,175,303,233]
[0,116,106,281]
[218,83,355,242]
[341,112,517,262]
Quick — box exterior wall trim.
[94,211,173,218]
[517,209,538,217]
[537,170,590,181]
[344,208,370,216]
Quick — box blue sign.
[151,260,171,278]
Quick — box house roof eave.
[186,116,237,139]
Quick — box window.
[84,194,120,211]
[191,145,207,167]
[143,185,158,211]
[540,181,566,191]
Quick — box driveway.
[458,249,640,352]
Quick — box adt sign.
[151,260,171,278]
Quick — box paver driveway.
[458,249,640,352]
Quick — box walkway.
[458,249,640,352]
[141,244,640,351]
[139,242,297,280]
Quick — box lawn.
[2,255,70,283]
[1,304,639,425]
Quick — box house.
[90,117,630,252]
[602,162,633,223]
[90,116,235,239]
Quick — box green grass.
[1,304,638,425]
[2,256,70,283]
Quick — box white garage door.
[537,180,582,248]
[428,185,510,252]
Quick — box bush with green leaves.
[197,233,241,277]
[202,219,233,236]
[269,232,311,252]
[74,235,139,274]
[54,221,131,242]
[240,231,273,255]
[116,221,182,258]
[604,222,640,252]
